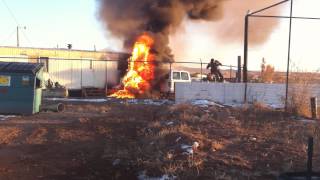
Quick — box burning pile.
[110,34,155,99]
[97,0,226,98]
[97,0,281,98]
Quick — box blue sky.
[1,0,320,71]
[0,0,118,50]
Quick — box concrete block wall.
[175,82,320,107]
[175,82,245,104]
[246,83,286,107]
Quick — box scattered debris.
[112,159,121,166]
[193,142,200,149]
[181,142,199,155]
[175,137,182,142]
[122,99,173,106]
[166,121,174,126]
[250,137,257,141]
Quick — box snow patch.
[190,99,225,108]
[46,98,173,106]
[121,99,173,106]
[0,115,15,121]
[138,171,176,180]
[46,98,109,103]
[180,144,193,155]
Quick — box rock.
[249,137,257,141]
[192,142,200,150]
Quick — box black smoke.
[97,0,226,63]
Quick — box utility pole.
[243,13,249,83]
[16,26,26,47]
[16,26,19,47]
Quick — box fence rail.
[0,56,241,90]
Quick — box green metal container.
[0,62,43,115]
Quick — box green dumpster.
[0,62,44,115]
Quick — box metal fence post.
[200,59,203,82]
[307,137,314,179]
[237,56,242,83]
[310,97,317,119]
[105,60,108,96]
[80,60,83,89]
[229,65,232,80]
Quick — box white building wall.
[0,56,29,63]
[45,59,119,89]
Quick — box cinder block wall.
[175,82,320,108]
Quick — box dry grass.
[286,68,318,117]
[287,85,312,117]
[0,127,21,144]
[26,127,48,144]
[0,102,319,179]
[56,129,95,142]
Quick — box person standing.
[207,58,224,82]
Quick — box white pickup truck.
[160,70,192,95]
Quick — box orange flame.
[110,34,155,99]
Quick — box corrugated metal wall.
[46,59,118,89]
[0,47,129,89]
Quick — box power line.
[1,0,33,46]
[1,0,19,25]
[21,28,33,46]
[0,29,15,44]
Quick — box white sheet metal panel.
[81,59,107,88]
[70,60,82,89]
[45,58,113,89]
[81,60,94,87]
[0,56,29,63]
[91,60,107,88]
[106,61,119,86]
[47,59,73,88]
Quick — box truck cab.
[161,70,192,94]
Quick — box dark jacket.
[207,60,222,73]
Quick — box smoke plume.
[97,0,226,63]
[97,0,284,91]
[214,0,283,44]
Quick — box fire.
[110,34,155,99]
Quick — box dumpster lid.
[0,62,43,74]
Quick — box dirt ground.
[0,100,319,180]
